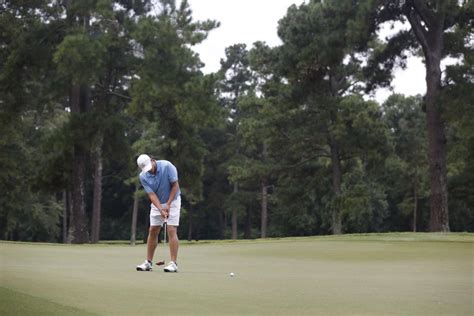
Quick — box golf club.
[156,221,167,266]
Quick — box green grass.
[1,233,473,315]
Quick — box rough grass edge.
[1,232,473,247]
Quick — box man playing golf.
[136,154,181,272]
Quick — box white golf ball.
[229,272,235,277]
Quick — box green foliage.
[340,161,388,233]
[381,94,429,231]
[1,0,472,242]
[443,28,474,231]
[274,0,392,234]
[0,125,28,239]
[128,0,219,211]
[54,34,107,85]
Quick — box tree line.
[0,0,472,243]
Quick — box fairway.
[1,233,473,315]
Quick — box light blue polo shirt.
[139,160,180,203]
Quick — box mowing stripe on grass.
[0,287,96,316]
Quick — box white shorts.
[150,196,181,227]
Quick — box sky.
[187,0,427,103]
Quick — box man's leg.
[167,225,179,263]
[147,225,161,262]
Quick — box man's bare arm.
[165,181,180,209]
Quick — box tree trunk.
[406,2,449,232]
[130,184,139,245]
[413,184,418,233]
[260,143,268,238]
[232,183,238,239]
[64,0,93,244]
[91,136,103,243]
[62,190,69,243]
[219,209,225,239]
[69,85,90,244]
[187,203,193,241]
[425,60,449,232]
[261,180,268,238]
[330,135,342,235]
[244,206,251,239]
[195,216,201,241]
[70,146,88,243]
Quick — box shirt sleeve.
[167,162,179,183]
[139,174,153,193]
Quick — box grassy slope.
[1,233,472,315]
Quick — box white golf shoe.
[164,261,178,273]
[136,260,152,271]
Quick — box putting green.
[1,233,472,315]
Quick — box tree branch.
[406,8,429,52]
[278,152,331,172]
[412,0,436,29]
[107,91,132,101]
[96,82,132,101]
[338,79,362,96]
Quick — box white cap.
[137,154,153,173]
